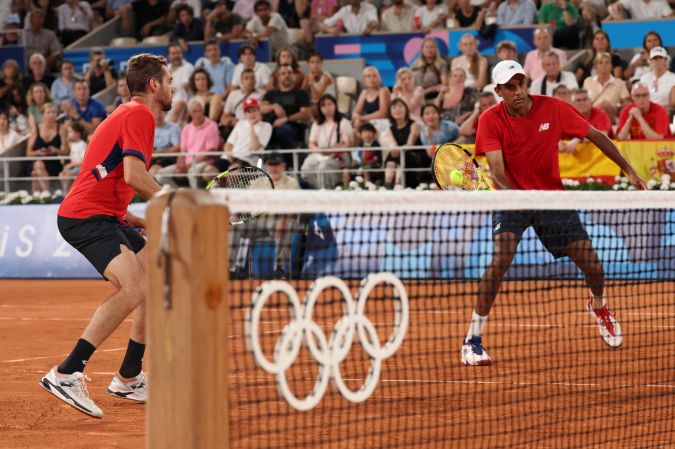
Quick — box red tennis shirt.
[475,95,590,190]
[59,100,155,220]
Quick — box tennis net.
[217,190,674,448]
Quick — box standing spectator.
[538,0,581,49]
[436,67,477,124]
[244,0,291,56]
[559,88,612,153]
[51,60,78,111]
[529,51,578,96]
[0,59,21,104]
[194,38,235,95]
[411,37,448,101]
[459,91,497,142]
[170,3,204,44]
[413,0,447,33]
[639,46,675,110]
[84,47,117,95]
[616,82,670,140]
[57,0,94,46]
[391,67,424,122]
[118,0,170,39]
[215,97,272,169]
[419,103,460,157]
[221,68,266,137]
[608,0,673,20]
[25,102,67,192]
[582,52,630,122]
[231,43,271,91]
[496,0,536,26]
[452,0,486,28]
[381,98,426,189]
[451,34,488,90]
[21,52,55,91]
[63,79,106,134]
[266,47,305,90]
[24,8,61,70]
[58,121,87,192]
[624,31,663,83]
[352,66,390,129]
[186,67,223,122]
[26,81,51,128]
[167,41,194,123]
[573,30,626,84]
[379,0,414,33]
[523,28,567,80]
[260,64,312,155]
[148,109,181,176]
[321,0,378,36]
[302,51,336,107]
[0,110,22,153]
[203,3,244,41]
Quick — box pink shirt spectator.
[523,48,567,80]
[181,118,220,164]
[311,0,337,17]
[233,0,256,19]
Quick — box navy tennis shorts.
[492,210,590,259]
[57,215,146,276]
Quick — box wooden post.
[146,190,230,449]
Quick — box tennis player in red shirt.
[39,54,173,417]
[461,60,647,366]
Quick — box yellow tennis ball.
[450,169,464,186]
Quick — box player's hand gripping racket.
[206,165,275,224]
[431,143,494,191]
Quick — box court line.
[2,347,125,364]
[0,317,132,322]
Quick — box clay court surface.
[1,279,674,448]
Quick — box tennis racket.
[431,143,494,191]
[206,165,275,224]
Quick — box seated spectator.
[59,121,87,191]
[302,51,336,108]
[260,64,312,156]
[459,91,497,143]
[26,81,52,129]
[265,152,299,190]
[379,0,414,33]
[51,60,78,112]
[496,0,536,26]
[204,3,244,41]
[321,0,378,36]
[5,83,29,136]
[538,0,581,49]
[149,109,181,176]
[436,67,478,124]
[552,84,573,104]
[0,59,21,102]
[302,93,353,189]
[120,0,171,39]
[57,0,94,46]
[0,110,22,153]
[559,88,612,153]
[452,0,486,28]
[155,98,220,188]
[170,3,204,44]
[413,0,448,33]
[24,8,61,70]
[582,52,630,122]
[639,46,675,110]
[187,67,224,122]
[495,40,518,63]
[22,53,55,91]
[194,38,235,95]
[352,66,391,129]
[105,0,134,20]
[580,0,609,32]
[352,121,381,183]
[624,31,663,83]
[420,103,460,157]
[63,79,106,134]
[266,47,305,90]
[221,68,266,136]
[0,13,21,46]
[169,0,202,19]
[529,51,578,96]
[451,34,488,90]
[300,0,340,45]
[391,67,423,122]
[25,103,67,192]
[87,0,108,26]
[232,0,256,20]
[231,43,271,91]
[244,0,291,56]
[167,41,194,123]
[616,82,670,140]
[608,0,673,20]
[381,98,426,189]
[275,0,307,29]
[108,77,130,113]
[523,28,567,81]
[411,37,449,101]
[573,30,626,84]
[84,47,117,96]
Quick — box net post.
[146,189,231,449]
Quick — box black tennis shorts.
[492,210,590,259]
[57,215,146,276]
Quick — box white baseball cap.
[492,60,526,85]
[650,46,668,60]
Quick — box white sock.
[590,289,605,310]
[466,310,487,342]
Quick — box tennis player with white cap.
[460,60,647,366]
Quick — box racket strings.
[434,146,480,191]
[210,167,274,224]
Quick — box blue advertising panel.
[604,19,675,50]
[0,46,26,72]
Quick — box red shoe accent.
[591,304,616,336]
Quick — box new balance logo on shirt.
[538,122,550,132]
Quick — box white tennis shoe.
[586,299,622,348]
[107,371,147,402]
[461,336,492,366]
[39,366,103,418]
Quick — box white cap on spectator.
[492,60,526,85]
[650,46,668,60]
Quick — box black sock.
[58,339,96,374]
[119,339,146,379]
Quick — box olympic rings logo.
[245,272,409,411]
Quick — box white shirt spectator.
[225,119,272,165]
[380,3,415,32]
[617,0,672,19]
[231,62,271,91]
[529,71,579,96]
[57,2,93,32]
[640,70,675,107]
[170,60,194,102]
[223,88,266,121]
[496,0,537,25]
[323,2,378,34]
[523,48,568,81]
[245,12,290,55]
[309,117,353,148]
[68,140,88,165]
[413,4,448,28]
[0,128,21,153]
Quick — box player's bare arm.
[123,155,162,200]
[585,126,647,189]
[485,150,514,190]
